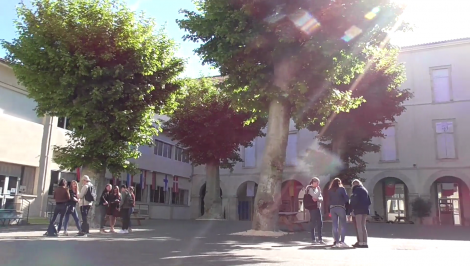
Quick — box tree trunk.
[200,162,223,219]
[81,166,107,229]
[252,99,291,231]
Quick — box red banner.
[385,182,396,197]
[76,167,81,181]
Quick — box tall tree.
[2,0,184,195]
[178,0,406,230]
[163,78,265,219]
[300,48,413,184]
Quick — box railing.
[21,197,32,224]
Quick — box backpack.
[84,185,96,202]
[303,187,318,210]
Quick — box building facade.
[0,59,192,220]
[190,38,470,226]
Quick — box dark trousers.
[49,203,67,233]
[121,208,130,230]
[98,205,107,229]
[309,208,323,240]
[80,205,91,233]
[63,205,81,232]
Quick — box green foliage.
[411,197,432,219]
[300,48,413,184]
[163,78,266,169]
[2,0,184,175]
[178,0,406,121]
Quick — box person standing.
[328,178,349,248]
[45,178,70,236]
[119,184,133,234]
[98,184,112,233]
[305,177,324,244]
[107,186,121,233]
[128,186,136,233]
[78,175,95,235]
[63,180,85,236]
[350,179,371,248]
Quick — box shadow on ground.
[1,220,470,266]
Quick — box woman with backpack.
[303,177,324,244]
[63,180,85,236]
[349,179,371,248]
[45,178,70,237]
[128,186,136,233]
[328,178,349,248]
[78,175,95,236]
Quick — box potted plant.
[411,197,432,224]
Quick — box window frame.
[175,146,190,163]
[380,124,399,163]
[430,66,453,103]
[433,119,457,160]
[242,140,257,168]
[154,139,173,159]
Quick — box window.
[48,171,60,196]
[154,140,173,158]
[57,117,72,130]
[171,189,189,205]
[431,67,452,103]
[150,186,168,204]
[435,121,456,159]
[175,147,190,163]
[381,126,398,161]
[131,183,142,202]
[243,141,256,168]
[285,133,298,166]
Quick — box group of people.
[305,177,371,248]
[47,175,135,237]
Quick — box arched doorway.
[237,181,258,221]
[280,180,303,212]
[199,183,223,216]
[431,176,470,226]
[372,177,409,223]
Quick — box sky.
[1,0,469,78]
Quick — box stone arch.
[236,181,258,221]
[423,169,470,195]
[366,170,416,194]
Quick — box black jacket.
[98,190,111,206]
[349,185,371,215]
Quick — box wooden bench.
[131,204,149,226]
[279,212,306,232]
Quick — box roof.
[399,37,470,49]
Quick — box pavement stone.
[1,220,469,266]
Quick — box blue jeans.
[330,206,347,243]
[63,205,81,232]
[128,207,134,228]
[309,208,323,241]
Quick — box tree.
[2,0,184,201]
[300,48,413,185]
[178,0,406,230]
[163,78,265,219]
[411,197,432,224]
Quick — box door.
[438,199,454,225]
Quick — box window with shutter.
[286,133,298,166]
[435,121,456,159]
[431,68,451,103]
[380,126,397,161]
[243,141,256,168]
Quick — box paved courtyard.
[1,220,469,266]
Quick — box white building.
[2,38,470,225]
[0,59,192,220]
[190,38,470,226]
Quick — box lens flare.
[365,7,381,20]
[341,25,363,42]
[289,10,320,35]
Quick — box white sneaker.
[118,230,128,234]
[339,242,349,248]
